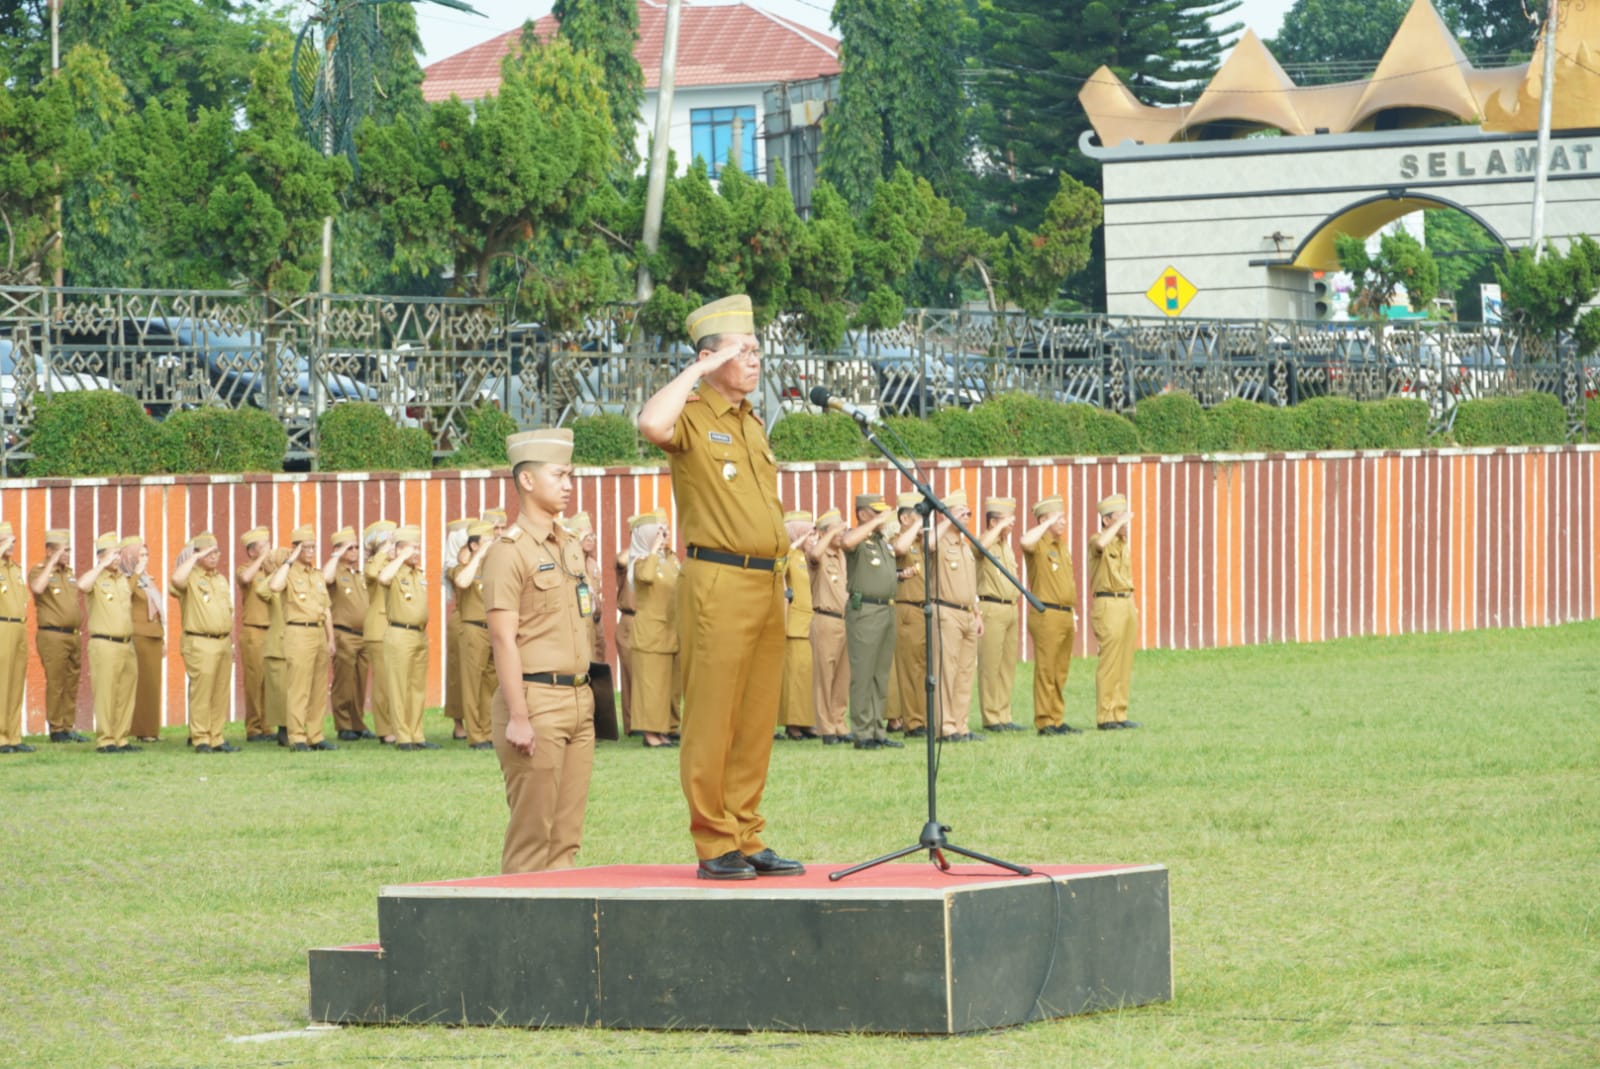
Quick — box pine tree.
[554,0,645,171]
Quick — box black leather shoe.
[743,848,805,876]
[96,745,118,754]
[277,726,288,746]
[49,731,70,743]
[963,733,986,742]
[939,733,966,743]
[1120,720,1141,729]
[193,744,213,753]
[697,850,758,881]
[853,739,883,750]
[310,741,339,751]
[215,742,240,753]
[414,741,441,750]
[1039,724,1080,736]
[13,743,35,753]
[246,733,275,743]
[822,735,842,746]
[68,730,90,742]
[1097,722,1123,731]
[469,741,494,751]
[395,743,415,751]
[337,730,360,741]
[904,727,928,738]
[0,745,15,754]
[290,742,311,752]
[118,745,142,753]
[358,730,378,740]
[879,738,905,749]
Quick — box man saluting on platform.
[637,294,804,881]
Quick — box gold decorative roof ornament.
[1080,0,1599,145]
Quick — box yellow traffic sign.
[1146,266,1197,317]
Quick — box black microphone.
[808,385,871,424]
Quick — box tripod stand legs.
[828,820,1033,881]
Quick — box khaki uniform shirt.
[784,546,812,638]
[663,385,787,558]
[0,560,24,621]
[927,527,977,608]
[128,575,164,638]
[253,549,291,658]
[893,538,925,605]
[978,538,1020,604]
[1025,534,1078,607]
[384,562,429,628]
[363,551,392,641]
[170,568,233,635]
[283,560,331,626]
[30,564,80,629]
[449,561,487,624]
[846,530,898,600]
[809,547,848,615]
[1090,535,1134,594]
[237,559,270,628]
[481,513,588,676]
[631,553,680,654]
[329,563,367,632]
[87,567,133,639]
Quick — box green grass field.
[4,622,1597,1068]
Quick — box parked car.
[1,336,126,435]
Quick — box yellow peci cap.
[507,428,574,467]
[685,294,755,346]
[1097,493,1128,516]
[1032,496,1063,518]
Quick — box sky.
[409,0,1298,66]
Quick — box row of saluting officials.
[0,293,1140,881]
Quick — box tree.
[1496,236,1600,358]
[1266,0,1408,78]
[1436,0,1534,64]
[1335,229,1440,318]
[0,54,81,281]
[554,0,645,172]
[1423,209,1503,320]
[819,0,970,211]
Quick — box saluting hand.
[695,338,747,376]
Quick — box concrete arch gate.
[1084,124,1600,321]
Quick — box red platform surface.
[405,861,1139,893]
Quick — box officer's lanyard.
[534,539,593,618]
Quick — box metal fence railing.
[2,288,1593,473]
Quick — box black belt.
[1095,591,1133,599]
[38,625,78,635]
[334,624,363,636]
[90,633,131,644]
[617,608,636,616]
[856,595,893,606]
[287,621,322,628]
[0,616,22,623]
[185,631,230,639]
[933,599,973,613]
[463,619,487,628]
[687,545,784,573]
[1034,600,1075,612]
[523,671,589,687]
[814,608,843,619]
[242,623,268,630]
[389,621,425,631]
[979,596,1015,605]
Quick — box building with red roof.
[422,1,840,183]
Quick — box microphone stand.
[825,401,1039,881]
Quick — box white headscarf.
[626,521,665,590]
[442,525,470,603]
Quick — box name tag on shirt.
[537,562,556,572]
[709,431,733,444]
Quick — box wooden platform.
[309,861,1172,1034]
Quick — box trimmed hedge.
[1587,397,1599,442]
[1198,398,1289,452]
[881,414,943,458]
[1451,393,1569,446]
[318,402,431,472]
[1135,393,1207,454]
[572,414,642,467]
[159,407,286,473]
[28,391,163,477]
[454,404,519,468]
[769,412,867,462]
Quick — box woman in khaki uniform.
[28,529,86,743]
[169,533,236,752]
[976,498,1025,732]
[888,494,926,735]
[380,525,432,750]
[362,520,397,743]
[1089,493,1140,730]
[252,547,292,744]
[613,531,638,734]
[323,527,372,740]
[806,510,851,743]
[628,512,680,749]
[269,526,335,750]
[442,517,470,740]
[450,521,497,749]
[79,531,138,754]
[776,511,817,739]
[0,522,30,754]
[123,537,165,743]
[925,490,983,742]
[235,528,274,742]
[1023,495,1083,736]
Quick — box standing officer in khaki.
[170,533,237,752]
[29,528,88,744]
[841,494,902,752]
[637,294,803,881]
[442,516,470,740]
[925,490,984,742]
[776,510,817,740]
[78,532,139,753]
[253,544,293,743]
[123,536,165,744]
[976,498,1026,732]
[323,527,374,741]
[806,509,851,744]
[887,493,926,736]
[483,428,596,874]
[450,521,497,750]
[1089,493,1140,731]
[0,522,31,754]
[269,526,336,751]
[628,512,681,750]
[613,516,644,734]
[380,525,433,750]
[235,527,274,742]
[565,512,605,664]
[362,520,397,743]
[1024,496,1083,735]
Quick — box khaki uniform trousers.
[383,627,429,745]
[239,626,267,737]
[363,638,392,738]
[492,681,595,874]
[1091,598,1137,726]
[283,626,330,745]
[330,629,369,734]
[845,603,895,743]
[630,649,679,735]
[263,655,287,732]
[890,603,927,731]
[36,628,81,734]
[677,560,785,861]
[457,621,497,746]
[90,637,137,749]
[182,635,234,748]
[808,613,849,737]
[445,609,463,725]
[934,607,978,738]
[1027,607,1076,729]
[0,621,24,747]
[778,638,814,728]
[614,614,634,734]
[977,601,1020,727]
[132,633,163,739]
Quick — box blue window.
[690,106,757,178]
